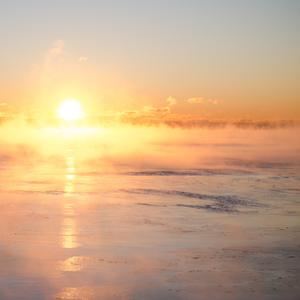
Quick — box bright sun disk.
[58,99,84,121]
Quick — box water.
[0,127,299,299]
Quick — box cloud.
[186,97,204,104]
[29,39,66,82]
[0,101,298,130]
[0,103,15,123]
[117,109,298,129]
[186,97,218,105]
[143,106,170,114]
[209,99,218,105]
[166,96,177,106]
[78,56,88,63]
[44,39,65,68]
[127,97,177,121]
[48,40,65,56]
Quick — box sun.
[57,99,84,121]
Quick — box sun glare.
[58,99,84,121]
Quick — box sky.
[0,0,300,121]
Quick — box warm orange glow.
[57,99,84,121]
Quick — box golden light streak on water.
[61,153,79,249]
[56,287,93,300]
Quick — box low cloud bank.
[0,102,299,130]
[118,112,297,129]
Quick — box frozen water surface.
[0,127,299,300]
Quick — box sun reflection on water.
[61,153,79,249]
[62,215,78,249]
[56,287,93,300]
[64,154,76,196]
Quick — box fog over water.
[0,125,299,299]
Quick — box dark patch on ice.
[14,189,65,195]
[269,176,291,180]
[280,188,300,192]
[136,202,167,207]
[12,189,97,195]
[224,158,297,169]
[126,189,244,204]
[269,187,300,195]
[124,168,253,176]
[125,188,261,213]
[176,204,238,213]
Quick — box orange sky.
[0,1,300,121]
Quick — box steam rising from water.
[0,121,299,173]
